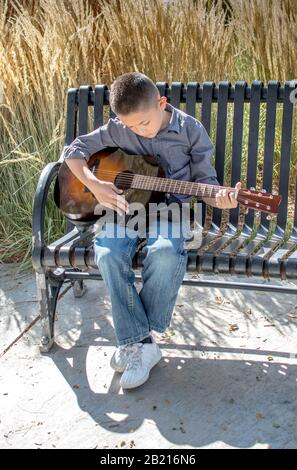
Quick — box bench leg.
[35,271,63,353]
[72,279,87,298]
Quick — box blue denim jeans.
[93,213,189,346]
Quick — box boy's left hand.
[215,181,242,209]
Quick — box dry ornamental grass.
[0,0,296,270]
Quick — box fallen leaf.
[288,313,297,318]
[216,295,230,305]
[229,323,239,332]
[256,413,265,420]
[267,356,274,361]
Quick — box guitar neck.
[131,174,224,198]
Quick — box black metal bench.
[32,80,297,353]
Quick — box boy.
[59,72,240,389]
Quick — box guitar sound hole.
[115,170,133,190]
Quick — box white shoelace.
[122,343,143,371]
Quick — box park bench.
[32,80,297,352]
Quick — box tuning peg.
[266,214,272,220]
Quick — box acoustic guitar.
[54,147,282,224]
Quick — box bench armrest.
[32,161,61,272]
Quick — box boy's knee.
[94,245,112,269]
[149,236,184,253]
[94,243,133,272]
[144,239,185,265]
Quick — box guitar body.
[54,147,165,224]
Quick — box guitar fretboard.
[132,174,220,198]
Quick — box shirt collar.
[164,102,181,133]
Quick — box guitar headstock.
[237,187,282,217]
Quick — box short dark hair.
[109,72,159,115]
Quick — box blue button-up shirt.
[59,102,220,203]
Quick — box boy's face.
[117,95,168,139]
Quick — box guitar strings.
[88,168,235,196]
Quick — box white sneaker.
[110,344,132,373]
[110,334,155,373]
[120,337,162,389]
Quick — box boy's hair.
[109,72,159,116]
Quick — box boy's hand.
[215,181,241,209]
[92,180,129,216]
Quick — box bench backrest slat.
[245,80,262,228]
[279,82,296,230]
[185,82,199,117]
[169,82,184,109]
[78,85,91,136]
[94,85,107,128]
[230,81,246,227]
[200,81,213,135]
[261,81,279,229]
[213,81,230,227]
[65,88,78,146]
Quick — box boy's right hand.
[91,180,129,217]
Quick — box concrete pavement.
[1,263,297,449]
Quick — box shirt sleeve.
[58,118,121,163]
[188,118,220,201]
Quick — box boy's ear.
[159,95,167,109]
